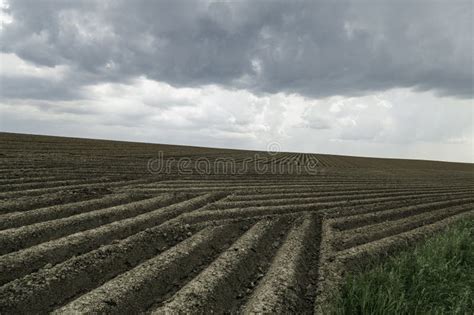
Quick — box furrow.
[321,193,472,218]
[127,183,470,195]
[333,203,473,251]
[0,223,245,314]
[0,176,78,186]
[0,193,186,254]
[0,193,150,230]
[335,210,474,268]
[0,188,115,214]
[174,193,470,227]
[331,197,474,231]
[52,224,244,314]
[139,179,421,189]
[209,190,471,209]
[0,193,225,285]
[139,178,405,187]
[0,178,115,192]
[226,186,471,202]
[241,214,320,314]
[0,178,149,199]
[152,218,289,314]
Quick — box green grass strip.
[332,219,474,315]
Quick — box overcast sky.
[0,0,472,162]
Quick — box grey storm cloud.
[1,0,473,100]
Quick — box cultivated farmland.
[0,132,473,314]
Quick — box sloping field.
[0,132,473,314]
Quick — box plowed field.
[0,132,473,314]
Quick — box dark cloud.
[0,75,79,100]
[1,0,472,100]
